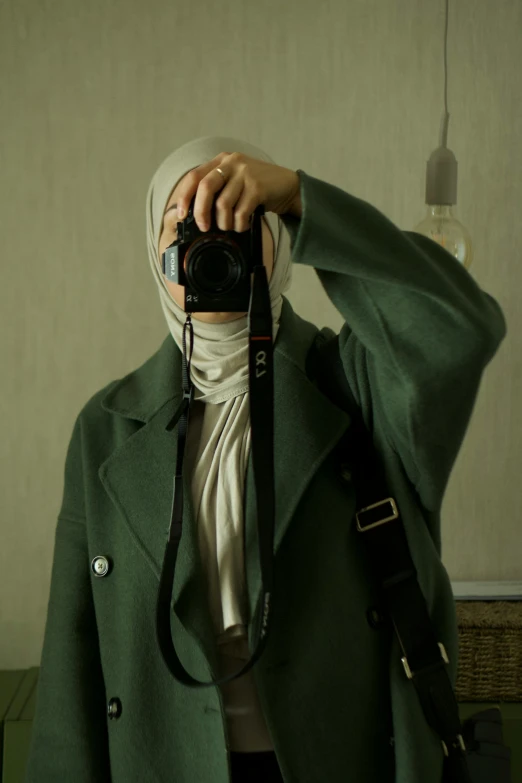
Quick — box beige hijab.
[145,136,293,638]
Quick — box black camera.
[161,195,266,312]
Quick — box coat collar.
[99,297,351,674]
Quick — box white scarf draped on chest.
[145,136,293,639]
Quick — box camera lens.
[188,244,241,296]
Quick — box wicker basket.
[455,601,522,702]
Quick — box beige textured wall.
[0,0,520,668]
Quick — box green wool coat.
[24,170,506,783]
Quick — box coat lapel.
[99,297,351,671]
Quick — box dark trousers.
[230,750,285,783]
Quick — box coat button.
[91,556,111,578]
[340,462,352,482]
[107,698,122,720]
[366,605,387,629]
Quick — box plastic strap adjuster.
[356,497,399,532]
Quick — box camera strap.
[156,264,276,688]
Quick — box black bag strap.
[306,332,472,783]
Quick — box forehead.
[164,182,183,213]
[164,168,198,213]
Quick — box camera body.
[161,195,265,312]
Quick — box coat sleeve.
[280,169,507,512]
[24,414,111,783]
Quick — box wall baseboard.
[451,581,522,600]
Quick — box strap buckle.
[401,641,450,680]
[400,643,467,755]
[356,497,399,532]
[441,734,467,757]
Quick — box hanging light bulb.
[413,0,473,270]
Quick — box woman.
[24,135,506,783]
